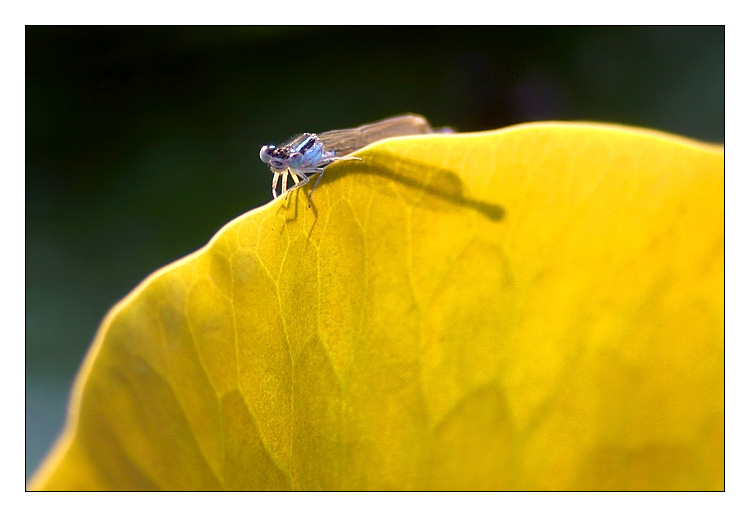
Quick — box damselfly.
[259,114,446,205]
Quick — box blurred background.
[26,26,724,478]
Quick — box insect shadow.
[316,150,506,221]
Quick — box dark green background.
[26,26,724,478]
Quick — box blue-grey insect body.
[259,113,446,206]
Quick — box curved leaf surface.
[29,122,724,490]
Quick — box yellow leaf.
[28,122,724,491]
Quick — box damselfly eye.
[287,152,303,168]
[259,145,275,164]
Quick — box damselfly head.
[259,145,275,164]
[259,144,288,173]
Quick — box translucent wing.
[316,114,434,157]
